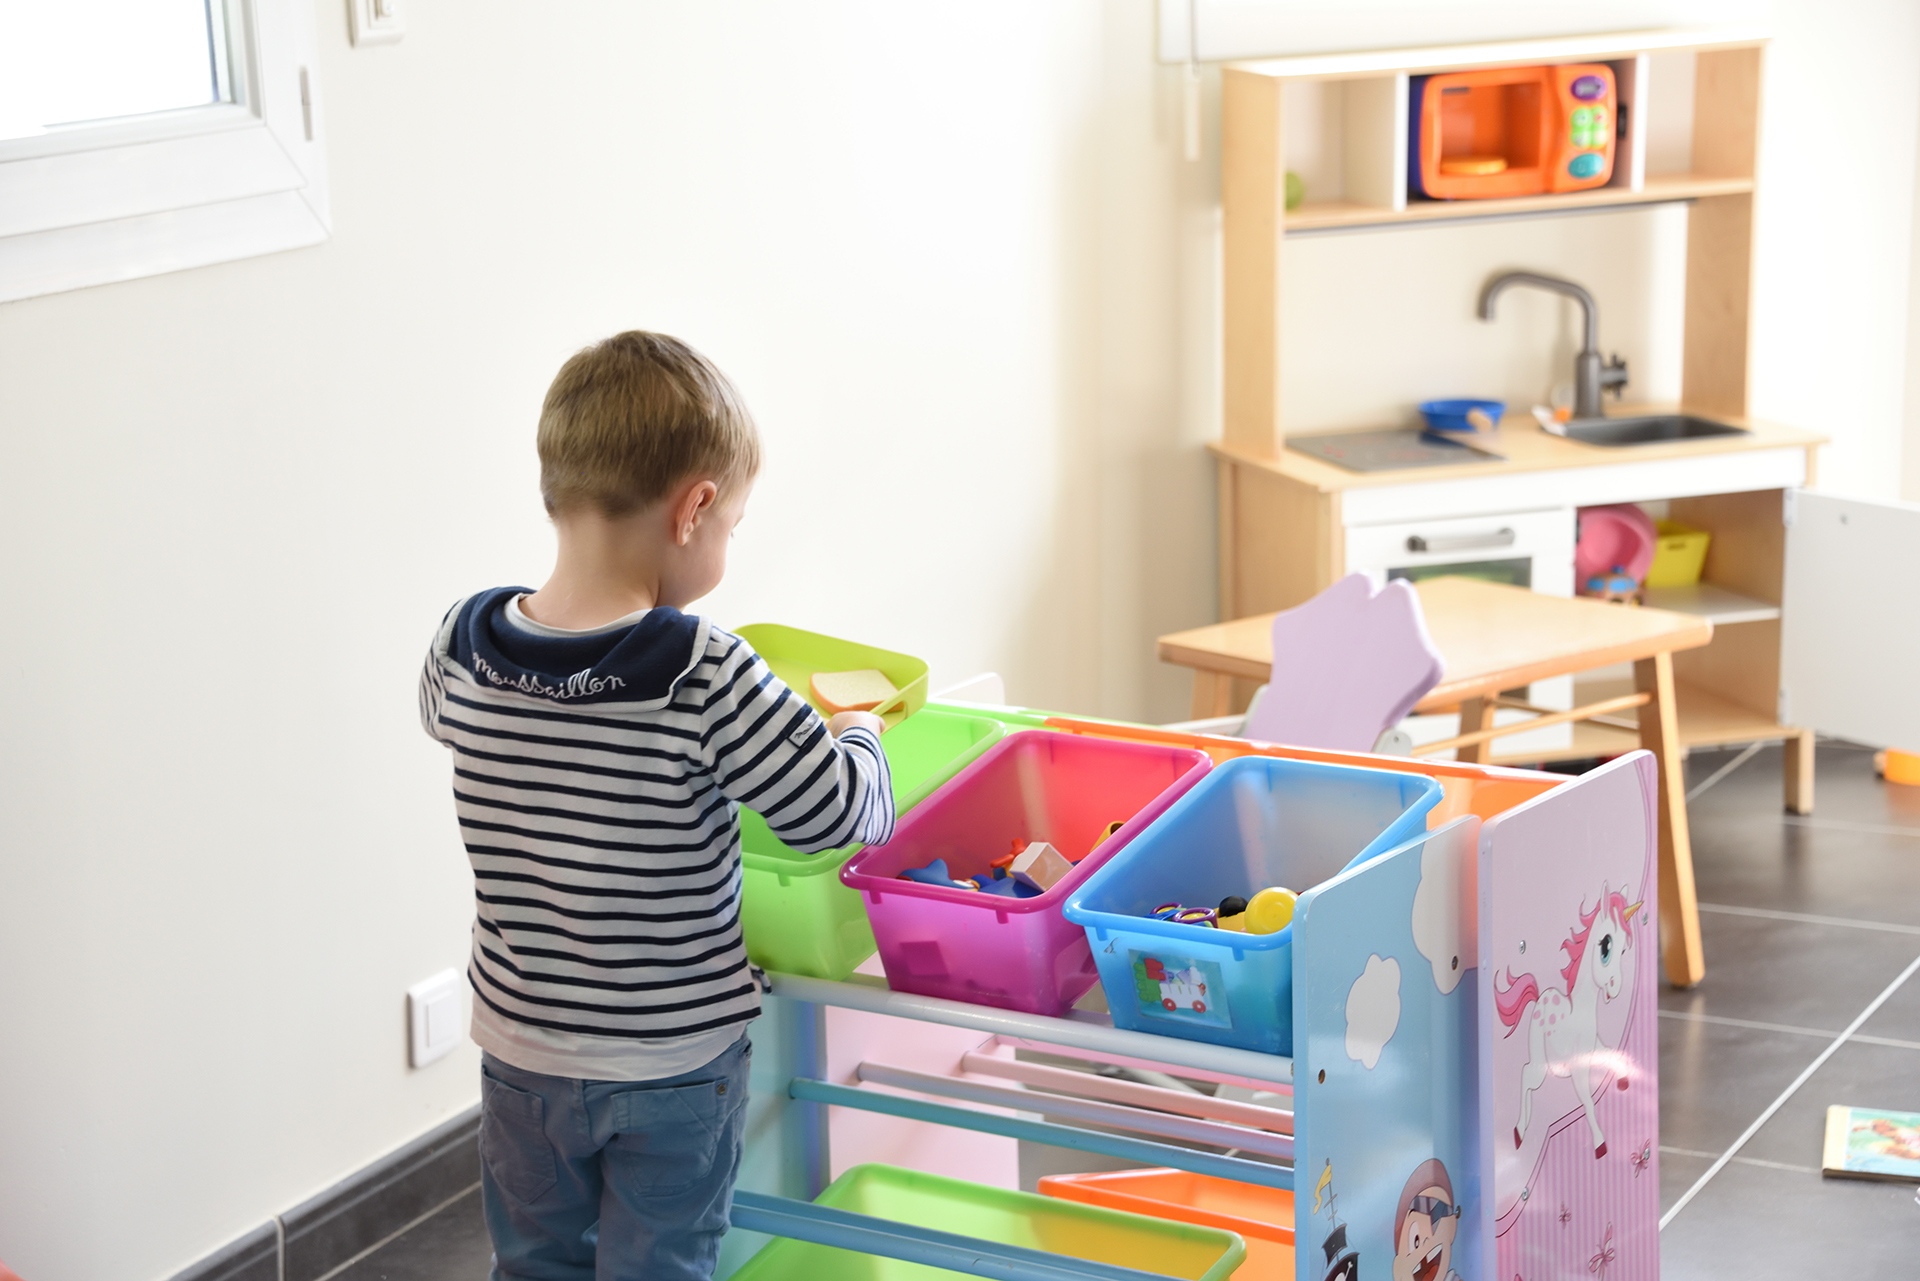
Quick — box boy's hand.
[828,710,886,738]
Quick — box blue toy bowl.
[1419,398,1505,433]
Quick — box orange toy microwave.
[1409,64,1616,199]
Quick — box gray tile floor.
[339,742,1920,1279]
[1653,741,1920,1277]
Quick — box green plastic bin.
[920,698,1064,729]
[740,708,1005,979]
[737,623,929,729]
[730,1164,1246,1281]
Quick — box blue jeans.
[478,1038,751,1281]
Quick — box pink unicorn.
[1494,883,1643,1159]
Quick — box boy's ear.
[672,479,719,546]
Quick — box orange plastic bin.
[1043,716,1562,827]
[1039,1169,1294,1281]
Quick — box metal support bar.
[960,1050,1295,1133]
[766,971,1293,1085]
[1413,692,1652,756]
[728,1191,1203,1281]
[988,1036,1295,1097]
[859,1061,1296,1159]
[791,1078,1294,1190]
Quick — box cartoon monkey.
[1391,1159,1463,1281]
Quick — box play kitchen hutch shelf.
[1208,25,1920,813]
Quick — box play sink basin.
[1561,414,1751,446]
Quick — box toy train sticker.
[1151,959,1209,1011]
[1130,953,1232,1029]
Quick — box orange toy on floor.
[1876,749,1920,785]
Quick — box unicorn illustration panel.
[1477,752,1660,1280]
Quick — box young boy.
[418,331,895,1280]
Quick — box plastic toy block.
[1010,841,1072,893]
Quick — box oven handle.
[1405,527,1517,554]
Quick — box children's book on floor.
[1822,1105,1920,1183]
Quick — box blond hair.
[536,331,761,516]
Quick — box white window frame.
[0,0,329,304]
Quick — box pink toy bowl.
[841,731,1212,1015]
[1574,504,1657,586]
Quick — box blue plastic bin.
[1064,756,1442,1055]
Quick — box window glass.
[0,0,232,142]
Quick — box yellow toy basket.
[1643,519,1711,588]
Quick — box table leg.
[1636,652,1705,988]
[1456,697,1497,764]
[1189,671,1233,721]
[1784,728,1816,815]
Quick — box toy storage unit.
[722,697,1664,1281]
[1038,715,1565,826]
[841,732,1213,1016]
[1038,1169,1296,1281]
[740,705,1006,980]
[731,1164,1246,1281]
[1066,756,1442,1055]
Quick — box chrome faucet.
[1478,271,1628,420]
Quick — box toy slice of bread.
[810,668,899,715]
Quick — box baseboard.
[168,1107,481,1281]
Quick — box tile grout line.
[1695,901,1920,937]
[1659,1145,1817,1175]
[1782,815,1920,840]
[308,1181,482,1281]
[1685,741,1764,801]
[1657,1007,1920,1053]
[1659,950,1920,1232]
[1849,1032,1920,1052]
[1656,1009,1835,1040]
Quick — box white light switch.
[407,969,464,1067]
[348,0,404,46]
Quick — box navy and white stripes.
[420,589,893,1078]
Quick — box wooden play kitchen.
[1210,26,1920,824]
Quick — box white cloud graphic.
[1411,829,1474,994]
[1344,954,1401,1070]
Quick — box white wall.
[0,4,1913,1280]
[1749,0,1920,500]
[1278,206,1692,430]
[1906,68,1920,503]
[0,5,1207,1280]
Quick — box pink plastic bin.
[840,731,1212,1015]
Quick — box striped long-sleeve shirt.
[419,587,894,1080]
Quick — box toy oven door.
[1345,507,1578,755]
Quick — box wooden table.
[1157,577,1715,988]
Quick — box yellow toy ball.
[1244,887,1297,934]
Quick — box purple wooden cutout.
[1242,573,1444,750]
